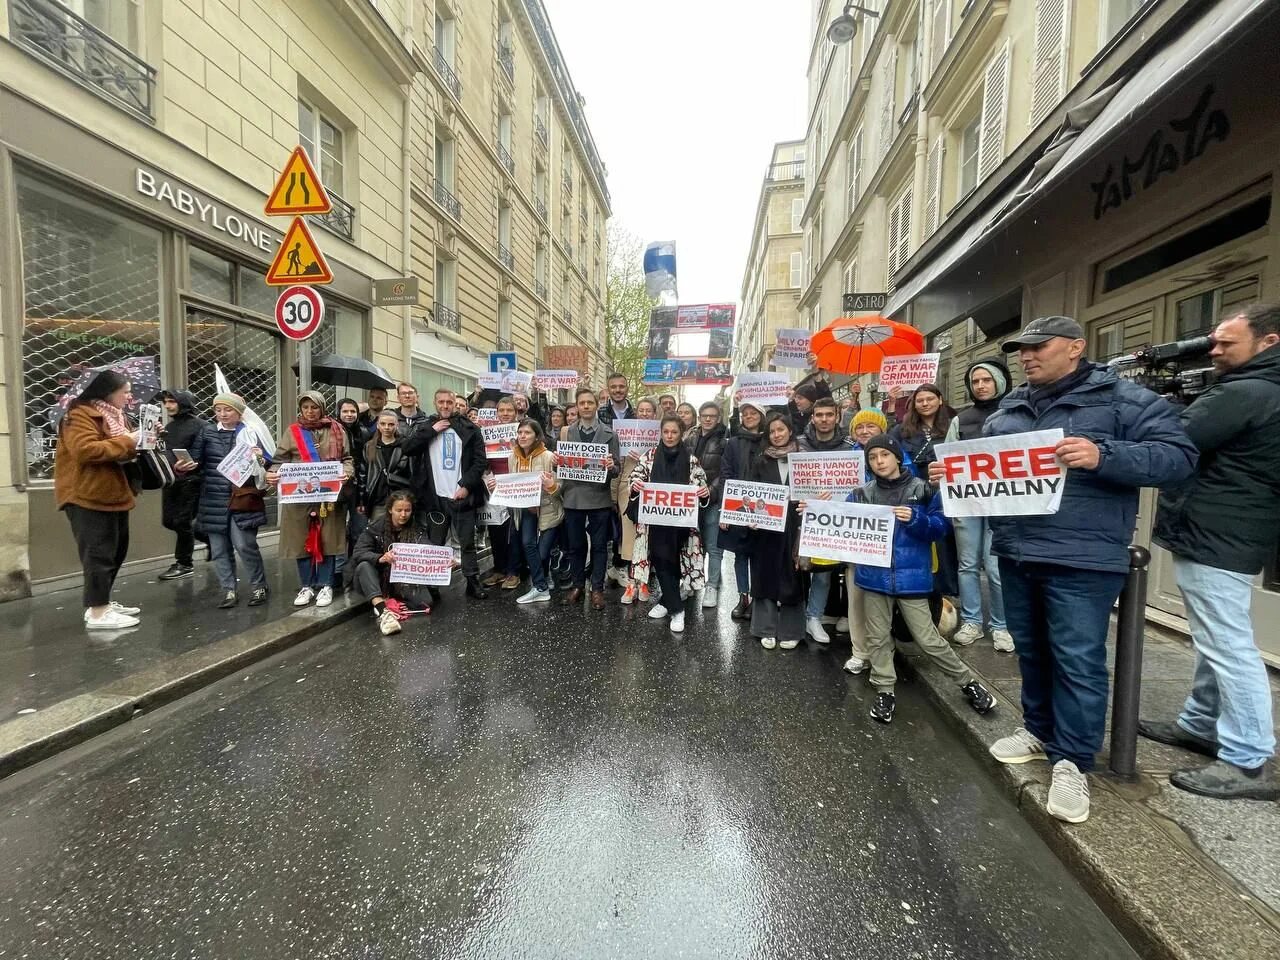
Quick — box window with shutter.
[791,197,804,232]
[977,40,1011,180]
[1030,0,1070,128]
[847,128,864,213]
[790,252,803,288]
[886,186,912,289]
[924,134,944,235]
[843,257,858,297]
[929,0,952,75]
[878,45,898,163]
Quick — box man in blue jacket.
[976,316,1197,823]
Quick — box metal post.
[1108,544,1151,780]
[298,339,311,394]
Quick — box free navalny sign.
[935,430,1067,517]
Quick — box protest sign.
[935,429,1067,518]
[735,371,789,408]
[489,471,544,509]
[788,450,865,500]
[542,345,589,377]
[676,304,709,328]
[479,502,509,526]
[800,500,896,567]
[772,328,811,369]
[720,479,789,533]
[389,543,453,585]
[216,444,258,487]
[613,419,660,459]
[878,353,941,393]
[482,422,518,460]
[138,403,162,450]
[477,372,503,390]
[277,461,345,503]
[556,441,609,482]
[533,369,579,391]
[500,370,532,397]
[476,408,499,425]
[637,482,700,528]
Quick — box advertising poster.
[533,370,580,391]
[799,501,896,567]
[556,441,610,482]
[935,429,1067,518]
[216,444,258,487]
[707,327,734,359]
[649,306,677,329]
[772,328,811,369]
[735,371,790,408]
[878,353,942,393]
[788,450,865,500]
[277,461,345,503]
[637,483,700,528]
[482,422,519,460]
[489,472,544,509]
[389,543,454,585]
[613,419,660,459]
[676,304,709,328]
[647,326,672,359]
[706,304,736,327]
[720,479,788,533]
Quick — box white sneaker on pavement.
[702,586,718,608]
[293,587,315,607]
[759,636,777,650]
[315,586,333,607]
[992,629,1015,652]
[835,616,849,633]
[805,617,831,644]
[86,601,141,622]
[820,615,838,626]
[779,638,800,650]
[606,566,627,587]
[377,610,402,636]
[989,727,1049,764]
[1047,760,1091,823]
[517,587,551,604]
[85,608,140,630]
[648,604,668,620]
[952,622,985,645]
[843,656,869,675]
[670,612,685,633]
[620,583,635,605]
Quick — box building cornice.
[326,0,423,85]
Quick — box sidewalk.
[898,624,1280,960]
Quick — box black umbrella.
[291,353,397,390]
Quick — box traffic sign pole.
[299,340,311,393]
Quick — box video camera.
[1107,335,1216,404]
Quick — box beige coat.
[273,419,355,559]
[507,448,563,532]
[613,452,641,562]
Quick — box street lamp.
[826,4,881,45]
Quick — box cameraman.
[1144,303,1280,801]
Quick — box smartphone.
[172,449,195,465]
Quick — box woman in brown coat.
[266,391,354,608]
[54,370,142,630]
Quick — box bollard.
[1108,544,1151,780]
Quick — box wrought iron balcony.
[433,302,462,333]
[498,243,515,272]
[766,160,805,181]
[533,195,548,223]
[433,177,461,221]
[495,336,514,352]
[10,0,156,120]
[561,171,573,195]
[310,190,355,241]
[497,43,514,84]
[432,45,462,100]
[535,280,548,301]
[496,141,515,176]
[534,115,548,148]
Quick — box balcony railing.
[534,195,548,223]
[498,243,515,272]
[497,43,514,83]
[561,172,573,195]
[310,190,355,241]
[496,141,515,176]
[495,335,514,352]
[10,0,156,120]
[433,302,462,333]
[535,279,548,301]
[433,177,461,221]
[534,115,548,147]
[766,160,805,181]
[432,45,462,100]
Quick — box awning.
[885,0,1270,318]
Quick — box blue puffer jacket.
[982,363,1198,573]
[847,473,946,596]
[190,423,268,533]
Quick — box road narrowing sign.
[264,146,332,216]
[275,286,325,341]
[266,217,333,285]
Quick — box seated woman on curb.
[350,490,439,636]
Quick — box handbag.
[138,444,177,490]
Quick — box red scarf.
[291,417,346,565]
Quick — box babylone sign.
[274,285,325,341]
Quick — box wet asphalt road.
[0,585,1137,960]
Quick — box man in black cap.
[949,315,1197,824]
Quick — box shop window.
[412,362,468,405]
[237,266,279,318]
[1095,320,1126,362]
[189,247,233,302]
[1175,277,1259,339]
[16,175,162,481]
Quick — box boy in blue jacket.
[849,435,996,723]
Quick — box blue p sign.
[488,351,517,373]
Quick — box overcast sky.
[543,0,811,306]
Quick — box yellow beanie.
[850,408,887,435]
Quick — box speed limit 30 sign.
[275,285,325,341]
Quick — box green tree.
[604,223,655,389]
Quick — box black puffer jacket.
[158,391,205,486]
[189,422,267,533]
[1154,344,1280,573]
[717,424,764,553]
[685,424,728,500]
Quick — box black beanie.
[865,433,904,465]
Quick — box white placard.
[489,471,544,508]
[637,482,700,528]
[800,500,896,567]
[216,443,257,487]
[277,461,345,503]
[788,450,865,500]
[389,543,454,585]
[877,353,941,393]
[482,422,519,460]
[720,479,789,533]
[479,502,510,526]
[735,372,789,408]
[533,369,579,391]
[138,403,162,450]
[476,408,499,425]
[772,328,811,369]
[557,441,609,483]
[500,370,533,397]
[935,429,1067,518]
[613,419,660,459]
[477,373,503,390]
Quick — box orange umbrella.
[810,315,926,376]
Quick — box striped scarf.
[91,400,130,437]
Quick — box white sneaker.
[293,587,315,607]
[85,608,139,630]
[378,610,402,636]
[620,583,635,605]
[952,622,985,645]
[517,587,551,604]
[648,604,668,619]
[779,638,799,650]
[835,616,849,633]
[805,617,831,644]
[1047,760,1090,823]
[843,656,869,675]
[606,566,627,586]
[992,629,1015,652]
[820,615,838,626]
[670,612,685,633]
[701,586,718,608]
[989,727,1049,764]
[85,601,141,622]
[315,586,333,607]
[760,636,777,650]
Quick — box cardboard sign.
[482,422,518,460]
[216,443,258,487]
[720,479,789,533]
[735,372,789,408]
[138,404,162,450]
[500,370,532,397]
[389,543,453,585]
[542,345,589,377]
[476,408,500,425]
[788,450,865,500]
[772,328,811,369]
[613,419,660,459]
[489,471,543,509]
[800,500,896,567]
[533,369,579,391]
[277,461,345,503]
[479,503,509,526]
[557,441,609,483]
[878,353,941,393]
[935,429,1067,518]
[637,482,700,528]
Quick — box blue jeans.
[806,570,832,618]
[519,514,558,591]
[207,520,266,592]
[297,556,336,589]
[999,558,1126,772]
[954,516,1005,630]
[564,507,611,591]
[1174,556,1276,768]
[700,505,723,588]
[734,553,750,595]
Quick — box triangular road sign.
[266,217,334,285]
[264,146,332,216]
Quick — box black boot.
[730,595,751,621]
[466,576,488,599]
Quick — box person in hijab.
[718,400,766,621]
[334,397,368,590]
[267,391,354,608]
[745,412,808,650]
[627,414,711,633]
